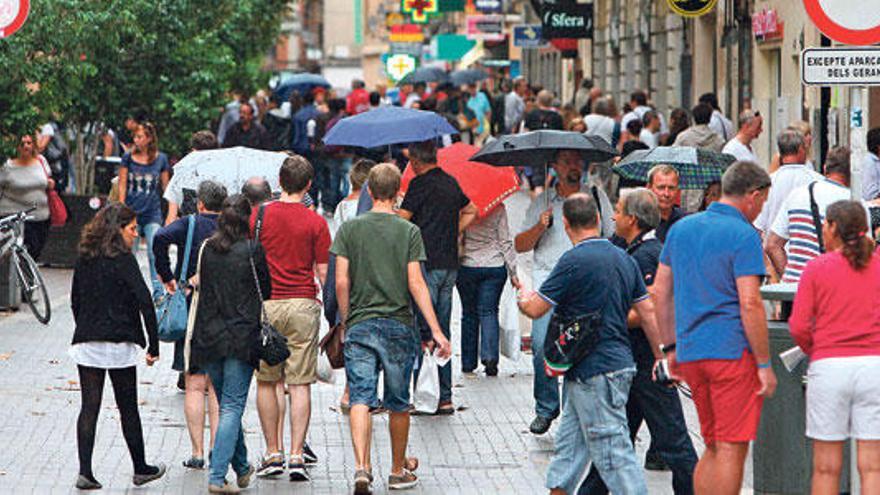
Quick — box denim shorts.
[344,318,419,413]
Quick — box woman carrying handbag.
[187,194,272,493]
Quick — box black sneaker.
[529,415,554,435]
[484,360,499,376]
[288,456,310,482]
[303,443,318,465]
[177,372,186,392]
[644,450,670,471]
[256,452,284,478]
[75,474,102,490]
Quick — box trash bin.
[755,283,849,494]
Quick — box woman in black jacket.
[69,203,165,490]
[189,194,271,492]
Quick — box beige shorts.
[255,298,321,385]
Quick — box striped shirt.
[770,179,852,283]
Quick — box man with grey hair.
[754,128,822,237]
[518,192,662,495]
[580,188,697,495]
[584,96,617,144]
[523,89,564,132]
[722,109,762,163]
[152,179,227,455]
[504,77,528,133]
[654,161,776,495]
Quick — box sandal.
[353,468,373,495]
[183,456,206,470]
[435,402,455,415]
[388,469,419,490]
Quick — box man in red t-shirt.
[346,79,370,116]
[251,155,331,481]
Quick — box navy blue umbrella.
[323,106,458,148]
[450,69,488,86]
[273,73,331,101]
[398,67,449,85]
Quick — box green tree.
[0,0,288,193]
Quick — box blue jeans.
[546,369,646,495]
[456,266,507,371]
[345,318,419,412]
[531,269,560,418]
[319,156,348,213]
[203,358,253,486]
[579,331,697,495]
[136,222,162,296]
[415,268,456,403]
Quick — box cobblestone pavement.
[0,192,753,494]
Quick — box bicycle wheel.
[14,248,51,324]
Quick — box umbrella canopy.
[613,146,737,189]
[166,147,288,197]
[398,67,449,85]
[470,130,618,169]
[450,69,488,86]
[401,143,520,217]
[322,106,458,148]
[273,73,331,102]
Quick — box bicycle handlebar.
[0,206,37,230]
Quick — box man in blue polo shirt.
[654,161,777,495]
[518,193,662,495]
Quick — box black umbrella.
[398,67,449,85]
[450,69,488,86]
[470,130,618,169]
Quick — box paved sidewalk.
[0,192,750,494]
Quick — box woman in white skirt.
[69,203,165,490]
[789,200,880,495]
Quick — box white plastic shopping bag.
[413,350,440,413]
[499,285,522,361]
[316,352,335,384]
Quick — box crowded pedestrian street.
[0,191,720,494]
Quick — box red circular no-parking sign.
[804,0,880,45]
[0,0,29,39]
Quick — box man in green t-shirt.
[332,163,451,494]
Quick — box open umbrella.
[401,143,520,217]
[398,67,449,85]
[470,130,618,169]
[273,73,331,102]
[165,147,288,198]
[450,69,488,86]
[613,146,737,189]
[322,106,457,148]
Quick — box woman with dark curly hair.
[68,203,165,490]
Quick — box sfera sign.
[541,0,593,39]
[802,47,880,86]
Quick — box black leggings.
[76,365,148,478]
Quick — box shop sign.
[666,0,717,18]
[475,0,502,14]
[466,15,505,41]
[389,42,423,57]
[801,47,880,86]
[0,0,29,38]
[513,24,548,48]
[804,0,880,46]
[390,24,424,43]
[541,1,593,40]
[384,53,419,82]
[752,9,784,43]
[402,0,438,23]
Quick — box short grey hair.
[563,193,599,229]
[621,188,661,231]
[738,109,760,129]
[197,180,228,212]
[537,90,554,107]
[721,161,771,197]
[777,128,805,157]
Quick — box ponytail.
[826,200,875,270]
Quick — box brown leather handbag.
[319,323,345,369]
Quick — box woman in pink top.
[789,200,880,495]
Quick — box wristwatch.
[660,343,676,355]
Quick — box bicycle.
[0,207,51,324]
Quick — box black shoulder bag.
[250,205,290,366]
[543,310,603,377]
[808,182,825,254]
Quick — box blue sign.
[513,24,547,48]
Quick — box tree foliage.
[0,0,288,192]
